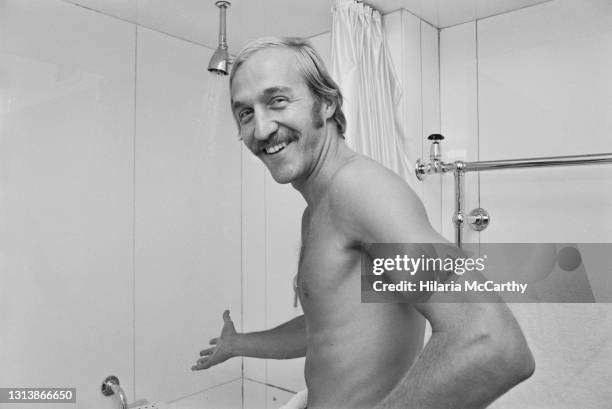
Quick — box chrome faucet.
[101,375,127,409]
[414,133,490,246]
[415,134,455,180]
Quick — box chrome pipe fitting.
[415,134,455,181]
[467,208,490,231]
[101,375,127,409]
[415,132,612,247]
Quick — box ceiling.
[367,0,551,28]
[64,0,552,52]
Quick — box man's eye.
[270,97,288,107]
[238,109,253,122]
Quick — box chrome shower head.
[208,45,231,75]
[208,1,231,75]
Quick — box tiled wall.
[0,1,241,407]
[134,27,241,403]
[440,0,612,407]
[439,22,480,243]
[383,10,442,232]
[0,1,135,408]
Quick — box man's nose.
[253,109,278,141]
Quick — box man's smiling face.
[230,47,327,184]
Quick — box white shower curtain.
[331,0,412,180]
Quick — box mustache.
[253,127,300,151]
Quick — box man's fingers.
[193,310,231,372]
[200,347,215,356]
[191,359,212,371]
[194,357,211,367]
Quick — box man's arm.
[192,311,306,370]
[375,297,534,409]
[233,314,307,359]
[330,158,535,408]
[194,208,311,371]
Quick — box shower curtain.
[331,0,413,180]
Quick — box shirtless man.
[192,37,534,409]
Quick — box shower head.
[208,45,231,75]
[208,1,232,75]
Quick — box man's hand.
[191,310,237,371]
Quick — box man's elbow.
[491,327,535,386]
[470,316,535,391]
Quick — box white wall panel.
[478,0,612,243]
[420,21,443,232]
[135,27,241,402]
[0,1,135,407]
[439,22,480,243]
[383,10,424,194]
[441,1,612,408]
[241,147,268,382]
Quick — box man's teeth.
[264,142,288,154]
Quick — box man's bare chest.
[296,208,359,302]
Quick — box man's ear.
[321,96,337,120]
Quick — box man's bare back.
[298,156,426,409]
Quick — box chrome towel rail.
[415,134,612,247]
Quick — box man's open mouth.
[263,142,288,155]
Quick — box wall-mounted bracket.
[468,207,490,231]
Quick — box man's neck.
[292,125,355,208]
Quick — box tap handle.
[427,133,444,141]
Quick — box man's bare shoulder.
[329,155,421,208]
[327,154,429,244]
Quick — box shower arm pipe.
[217,1,229,49]
[450,152,612,248]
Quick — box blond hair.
[230,37,347,136]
